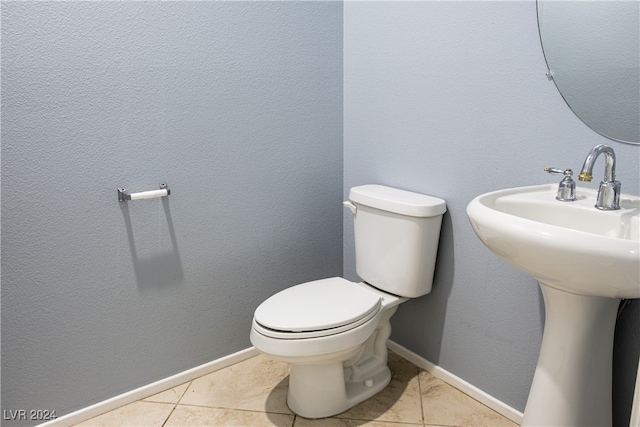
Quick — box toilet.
[250,184,446,419]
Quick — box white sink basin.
[467,183,639,299]
[467,183,639,427]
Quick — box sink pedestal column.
[523,283,619,427]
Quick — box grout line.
[417,364,426,427]
[176,381,192,404]
[160,380,193,427]
[172,402,294,417]
[330,417,424,426]
[159,403,177,427]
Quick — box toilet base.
[288,361,391,418]
[285,306,398,419]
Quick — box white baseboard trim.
[39,343,523,426]
[38,347,259,427]
[387,340,524,425]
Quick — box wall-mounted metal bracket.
[546,69,555,81]
[118,183,170,202]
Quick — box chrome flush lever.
[545,167,576,202]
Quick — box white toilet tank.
[348,185,446,298]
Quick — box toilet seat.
[253,277,382,340]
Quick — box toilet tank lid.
[349,185,446,217]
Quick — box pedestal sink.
[467,183,639,427]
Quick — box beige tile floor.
[74,352,519,427]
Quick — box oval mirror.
[537,0,639,145]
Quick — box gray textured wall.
[343,1,640,425]
[3,1,639,426]
[1,2,343,425]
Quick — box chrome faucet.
[578,144,621,210]
[544,167,576,201]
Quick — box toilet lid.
[254,277,381,336]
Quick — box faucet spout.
[578,144,621,210]
[578,144,617,183]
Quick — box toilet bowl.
[250,278,406,418]
[250,185,446,418]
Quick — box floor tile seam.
[174,381,194,405]
[172,402,294,417]
[415,362,426,426]
[415,368,465,427]
[158,380,193,427]
[159,401,180,427]
[143,398,174,404]
[332,414,423,426]
[141,381,193,405]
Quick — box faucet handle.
[544,167,576,202]
[544,167,572,177]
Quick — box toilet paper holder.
[118,183,170,202]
